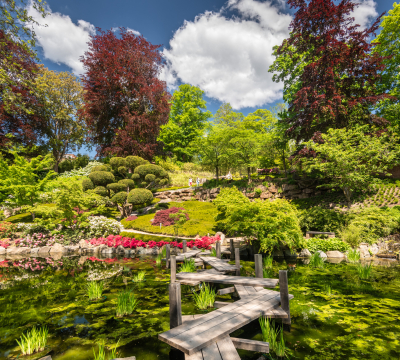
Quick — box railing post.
[235,248,240,276]
[171,255,176,283]
[182,240,187,253]
[279,270,291,329]
[230,239,234,261]
[166,244,171,269]
[216,241,221,259]
[169,282,182,329]
[255,254,263,278]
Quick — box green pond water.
[0,255,399,360]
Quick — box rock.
[64,245,80,254]
[268,185,278,193]
[297,193,308,199]
[102,247,116,254]
[30,248,39,256]
[116,245,125,255]
[316,250,327,258]
[136,247,147,255]
[210,188,220,194]
[283,184,298,191]
[255,185,267,192]
[39,356,52,360]
[49,243,67,254]
[78,239,90,248]
[326,258,344,264]
[260,192,271,200]
[358,243,371,259]
[38,246,52,257]
[299,249,312,257]
[6,246,31,256]
[369,244,379,256]
[304,188,314,194]
[0,247,5,255]
[326,250,345,258]
[182,196,192,201]
[247,192,255,198]
[287,189,302,195]
[195,235,201,240]
[284,250,297,258]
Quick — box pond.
[0,255,399,360]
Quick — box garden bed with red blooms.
[152,207,189,227]
[0,239,10,248]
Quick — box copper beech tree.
[270,0,390,143]
[80,28,171,159]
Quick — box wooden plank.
[179,280,201,286]
[245,286,257,294]
[201,342,222,360]
[216,337,241,360]
[199,257,238,273]
[185,350,203,360]
[254,286,265,292]
[234,285,249,298]
[263,307,288,319]
[182,315,195,322]
[217,287,235,295]
[214,301,230,308]
[279,270,291,326]
[197,268,226,275]
[230,337,269,353]
[255,254,263,278]
[176,272,279,288]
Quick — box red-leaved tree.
[80,28,171,159]
[270,0,390,143]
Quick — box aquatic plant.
[324,284,332,296]
[347,249,360,263]
[210,248,217,257]
[162,246,167,257]
[309,252,325,268]
[259,317,278,351]
[263,256,273,269]
[132,270,146,282]
[179,258,196,273]
[87,281,104,300]
[16,326,49,355]
[275,328,287,359]
[116,289,139,316]
[93,340,120,360]
[155,253,162,267]
[357,263,372,280]
[193,283,216,309]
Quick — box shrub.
[118,179,135,190]
[159,179,168,186]
[134,164,165,178]
[298,207,348,234]
[91,165,111,172]
[107,183,127,193]
[89,171,115,186]
[93,186,108,197]
[125,215,137,221]
[140,181,147,187]
[118,166,127,176]
[109,157,126,170]
[127,188,153,205]
[154,202,169,210]
[86,216,123,237]
[153,207,189,227]
[59,161,104,178]
[111,191,128,205]
[145,174,156,182]
[305,237,351,253]
[131,173,140,181]
[82,178,95,191]
[125,155,149,171]
[0,221,17,239]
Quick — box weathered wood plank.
[201,342,222,360]
[245,286,257,294]
[214,301,231,308]
[185,350,203,360]
[199,257,238,272]
[255,254,263,278]
[217,287,235,295]
[176,272,279,288]
[230,337,269,353]
[263,306,288,319]
[217,337,241,360]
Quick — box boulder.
[283,184,298,192]
[116,245,125,255]
[37,246,52,257]
[6,246,31,256]
[136,247,147,255]
[64,245,80,254]
[247,192,255,199]
[369,244,379,256]
[210,188,220,194]
[316,250,327,258]
[255,185,267,192]
[326,250,345,258]
[0,246,5,255]
[49,243,67,255]
[358,243,371,259]
[268,185,278,193]
[260,192,271,200]
[182,196,192,201]
[78,239,90,248]
[299,248,312,257]
[284,250,297,258]
[102,247,116,254]
[30,248,39,256]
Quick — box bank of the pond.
[0,255,399,360]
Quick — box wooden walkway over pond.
[159,249,293,359]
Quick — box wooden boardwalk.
[198,256,238,273]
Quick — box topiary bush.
[153,207,189,227]
[127,188,153,206]
[109,157,127,170]
[107,183,127,193]
[118,179,135,190]
[145,174,156,182]
[88,171,115,186]
[93,186,108,196]
[131,174,140,181]
[134,164,165,178]
[125,156,149,172]
[82,178,95,191]
[111,191,128,205]
[91,164,112,172]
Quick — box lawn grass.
[121,201,217,237]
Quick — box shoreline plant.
[309,252,325,268]
[132,271,146,282]
[116,289,139,316]
[179,259,196,273]
[16,326,49,355]
[87,281,104,300]
[193,283,216,310]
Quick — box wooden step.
[184,336,240,360]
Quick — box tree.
[158,84,211,162]
[80,28,171,159]
[372,2,400,132]
[0,149,55,219]
[301,127,400,207]
[213,103,244,126]
[270,0,389,143]
[33,66,86,172]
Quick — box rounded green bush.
[82,178,95,191]
[145,174,156,182]
[140,181,148,187]
[89,171,115,186]
[159,179,168,186]
[118,166,127,175]
[160,170,168,178]
[134,164,164,178]
[131,173,140,180]
[107,183,127,193]
[93,186,108,196]
[109,157,127,170]
[118,179,135,189]
[91,164,111,172]
[125,156,149,171]
[111,191,128,204]
[127,188,153,206]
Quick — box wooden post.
[182,240,187,253]
[166,244,171,269]
[230,239,234,261]
[171,255,176,283]
[169,282,182,329]
[279,270,291,329]
[235,248,240,276]
[255,254,263,278]
[216,241,221,259]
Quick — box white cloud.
[127,27,141,36]
[161,0,292,109]
[351,0,378,30]
[28,5,95,75]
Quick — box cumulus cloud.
[161,0,292,109]
[28,5,95,75]
[351,0,378,30]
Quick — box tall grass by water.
[16,326,49,355]
[179,258,197,273]
[193,283,216,309]
[357,263,372,280]
[347,249,361,263]
[259,317,287,358]
[116,289,139,316]
[155,253,162,268]
[93,340,119,360]
[309,252,325,268]
[263,256,273,269]
[210,248,217,257]
[132,271,146,282]
[87,281,104,300]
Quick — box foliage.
[298,207,348,234]
[305,237,350,254]
[87,281,104,300]
[301,127,400,206]
[263,256,273,269]
[82,178,95,191]
[86,216,122,238]
[259,318,287,358]
[111,191,128,206]
[132,271,146,282]
[0,221,17,239]
[214,187,304,253]
[357,264,372,280]
[93,186,107,197]
[179,259,197,273]
[125,156,149,172]
[159,84,211,162]
[15,233,62,247]
[58,154,90,174]
[309,252,325,268]
[169,209,189,237]
[134,164,169,187]
[127,188,153,206]
[347,249,360,263]
[153,207,189,227]
[80,28,170,158]
[16,325,48,355]
[89,171,115,187]
[193,283,216,310]
[270,0,388,142]
[58,161,103,178]
[118,179,135,190]
[116,289,139,317]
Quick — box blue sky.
[30,0,396,156]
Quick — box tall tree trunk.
[53,161,59,173]
[343,186,352,209]
[247,166,251,183]
[216,166,219,181]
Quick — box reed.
[155,253,162,268]
[347,249,361,263]
[309,252,325,268]
[93,340,120,360]
[87,281,104,300]
[324,284,332,296]
[263,256,273,269]
[16,326,49,355]
[275,328,287,359]
[193,283,216,310]
[210,248,217,257]
[132,271,146,282]
[116,289,139,316]
[357,263,372,280]
[179,258,197,273]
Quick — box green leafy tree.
[0,149,55,219]
[169,209,188,238]
[372,2,400,132]
[213,103,244,126]
[301,127,400,207]
[158,84,211,162]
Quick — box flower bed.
[0,222,17,239]
[14,233,64,248]
[11,257,63,271]
[86,234,220,250]
[0,240,10,248]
